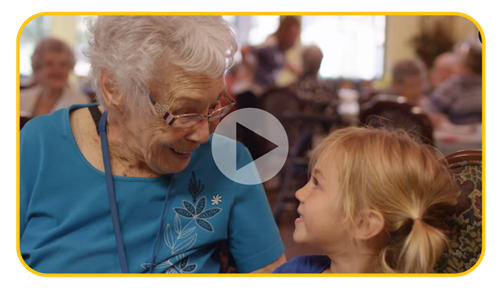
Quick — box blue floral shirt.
[20,104,284,273]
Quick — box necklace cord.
[98,110,130,273]
[96,107,172,273]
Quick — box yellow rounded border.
[16,11,486,277]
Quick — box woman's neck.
[102,108,161,178]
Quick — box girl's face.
[293,154,352,253]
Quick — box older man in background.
[429,42,482,125]
[429,52,458,91]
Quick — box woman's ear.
[99,70,124,110]
[353,210,385,240]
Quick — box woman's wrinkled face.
[124,68,226,175]
[293,154,351,252]
[38,51,71,90]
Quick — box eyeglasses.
[149,94,236,129]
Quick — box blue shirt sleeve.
[227,143,284,273]
[19,128,29,239]
[19,119,39,239]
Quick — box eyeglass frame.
[149,93,236,128]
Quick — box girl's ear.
[352,210,385,240]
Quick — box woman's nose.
[186,118,210,144]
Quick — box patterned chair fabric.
[435,150,482,273]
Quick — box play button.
[212,108,289,185]
[236,122,279,168]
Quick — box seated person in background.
[300,45,323,81]
[429,42,482,125]
[428,52,458,92]
[274,127,458,273]
[292,45,335,104]
[234,16,301,160]
[389,59,429,109]
[20,38,89,118]
[239,16,302,96]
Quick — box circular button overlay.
[211,108,289,185]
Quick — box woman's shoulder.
[21,104,93,142]
[273,255,331,273]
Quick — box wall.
[50,16,79,89]
[379,15,479,87]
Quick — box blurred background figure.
[429,52,458,91]
[20,37,89,118]
[235,16,302,159]
[389,59,427,106]
[428,41,482,125]
[292,45,327,100]
[239,15,302,96]
[299,45,323,80]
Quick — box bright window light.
[301,16,386,80]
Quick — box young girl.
[274,127,458,273]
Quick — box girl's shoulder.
[273,255,331,273]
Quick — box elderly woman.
[20,37,89,117]
[20,16,285,273]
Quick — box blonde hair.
[310,127,458,273]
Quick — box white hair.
[84,16,238,116]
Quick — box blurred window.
[301,16,386,80]
[74,15,97,77]
[19,16,52,77]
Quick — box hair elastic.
[414,217,422,221]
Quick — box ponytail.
[381,218,450,273]
[400,219,450,272]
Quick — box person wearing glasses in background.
[20,16,285,273]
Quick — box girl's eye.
[312,177,320,189]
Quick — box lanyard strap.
[95,108,172,273]
[98,110,129,273]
